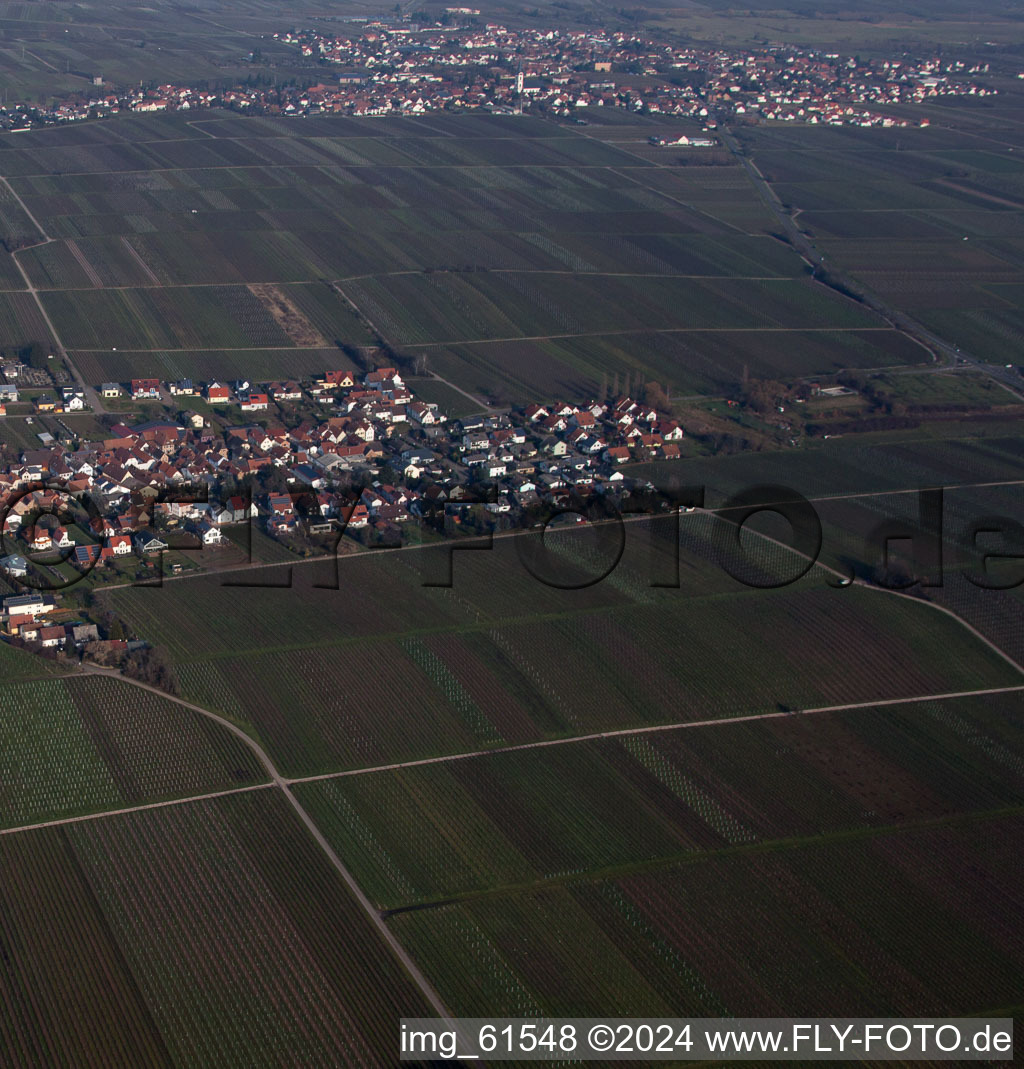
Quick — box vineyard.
[102,519,1021,777]
[734,118,1024,370]
[0,790,430,1065]
[389,810,1024,1019]
[294,691,1024,909]
[0,109,927,400]
[0,102,1022,1056]
[0,674,267,828]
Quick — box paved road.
[719,126,1024,397]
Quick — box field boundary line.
[702,506,1024,679]
[0,782,275,837]
[287,683,1024,785]
[0,173,53,244]
[378,800,1024,918]
[0,172,104,413]
[74,664,456,1022]
[91,478,1024,595]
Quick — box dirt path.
[248,283,328,347]
[0,174,106,414]
[288,683,1024,786]
[73,664,455,1021]
[121,236,161,286]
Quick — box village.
[0,365,684,652]
[0,17,996,132]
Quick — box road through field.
[287,683,1024,785]
[717,125,1024,399]
[72,663,455,1022]
[0,174,106,414]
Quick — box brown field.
[247,283,327,347]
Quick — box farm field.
[0,788,432,1065]
[0,673,267,828]
[632,431,1024,503]
[0,110,927,394]
[289,683,1024,1020]
[293,691,1024,909]
[735,111,1024,366]
[390,810,1024,1019]
[101,516,1021,778]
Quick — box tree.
[123,645,178,694]
[645,381,669,412]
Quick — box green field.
[391,810,1024,1018]
[294,692,1024,909]
[736,113,1024,366]
[101,516,1021,778]
[0,110,928,394]
[0,789,430,1065]
[0,673,267,827]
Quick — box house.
[107,534,133,555]
[267,512,298,536]
[27,526,52,552]
[226,495,258,523]
[267,493,294,517]
[406,401,440,426]
[101,382,123,398]
[134,531,169,555]
[205,382,231,404]
[2,593,54,619]
[196,519,224,545]
[131,378,161,400]
[34,395,56,413]
[169,379,195,396]
[344,502,370,529]
[321,370,355,389]
[268,381,302,402]
[365,367,402,388]
[0,554,28,577]
[0,384,18,403]
[38,625,66,649]
[71,623,100,646]
[570,411,596,430]
[656,421,684,441]
[239,391,269,412]
[74,544,102,566]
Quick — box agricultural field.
[0,789,432,1065]
[403,376,486,419]
[290,688,1024,1020]
[293,691,1024,909]
[0,110,928,393]
[847,369,1020,409]
[0,673,267,828]
[390,810,1024,1019]
[101,515,1021,778]
[735,111,1024,366]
